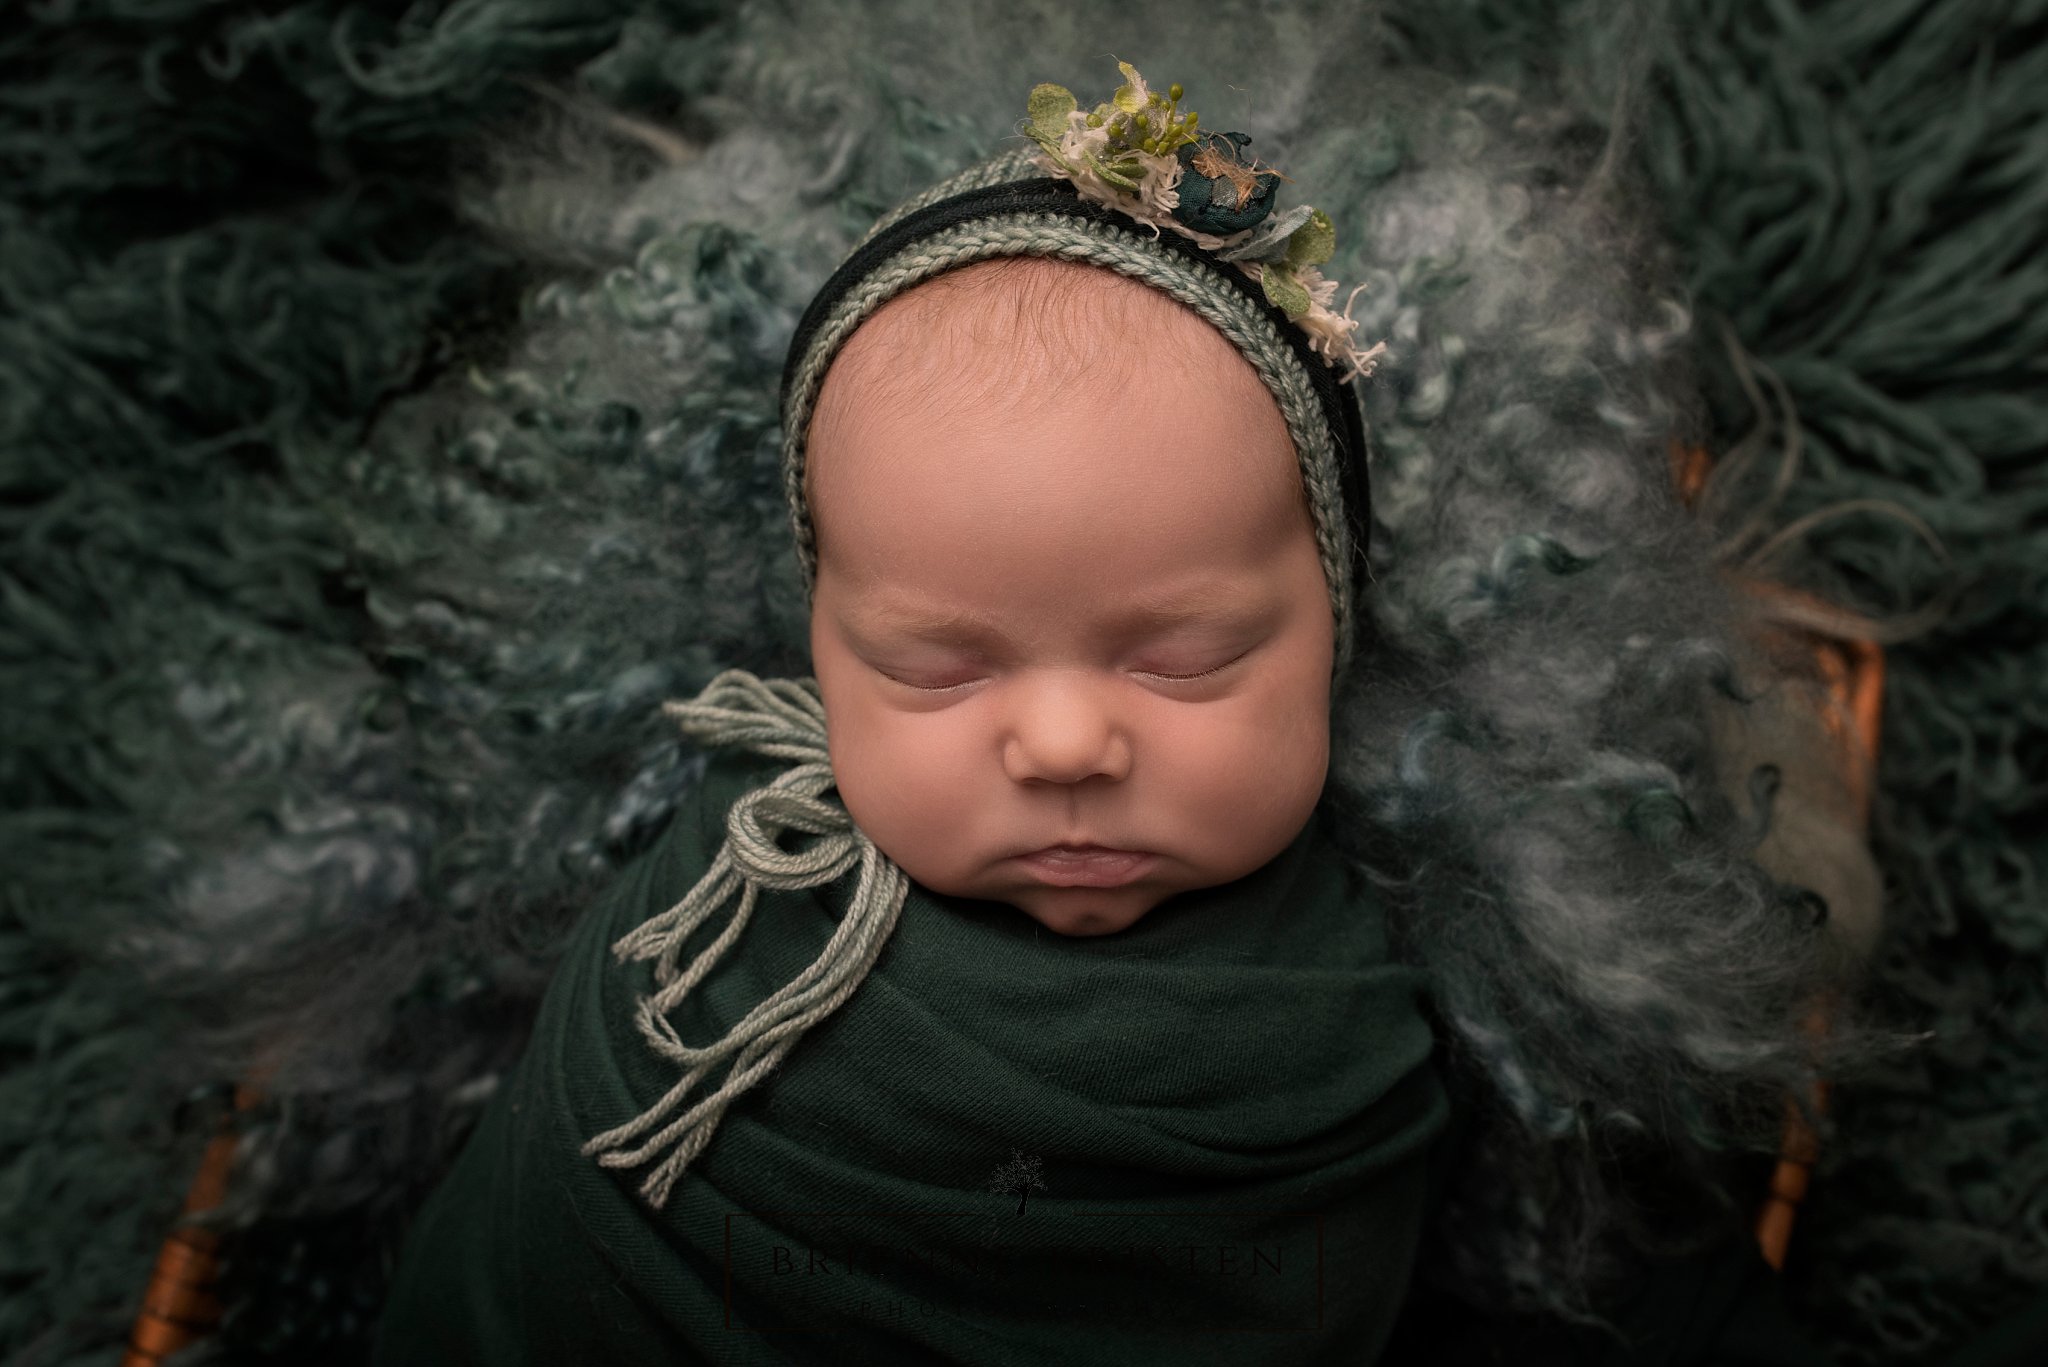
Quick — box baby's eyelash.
[1141,652,1247,683]
[880,651,1248,693]
[889,673,983,694]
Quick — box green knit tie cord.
[580,669,909,1208]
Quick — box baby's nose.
[999,674,1134,786]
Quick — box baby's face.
[806,259,1334,936]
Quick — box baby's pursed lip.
[1016,841,1152,860]
[1015,845,1157,888]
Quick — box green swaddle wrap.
[374,725,1447,1364]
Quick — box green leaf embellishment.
[1029,83,1076,142]
[1285,209,1336,269]
[1112,60,1146,113]
[1083,150,1142,192]
[1261,265,1312,318]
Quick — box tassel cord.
[592,843,908,1163]
[579,669,913,1210]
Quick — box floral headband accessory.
[1022,62,1387,381]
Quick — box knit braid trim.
[780,209,1359,673]
[581,669,909,1208]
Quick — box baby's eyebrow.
[847,591,1268,646]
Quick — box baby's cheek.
[829,711,975,880]
[1163,691,1328,867]
[1203,687,1325,783]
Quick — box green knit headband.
[778,126,1377,674]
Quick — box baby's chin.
[998,885,1167,938]
[904,857,1189,936]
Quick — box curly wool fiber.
[1318,66,1849,1292]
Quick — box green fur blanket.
[2,2,2041,1364]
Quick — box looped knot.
[723,761,863,890]
[582,669,910,1209]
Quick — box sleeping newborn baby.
[375,78,1448,1367]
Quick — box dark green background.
[2,1,2041,1363]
